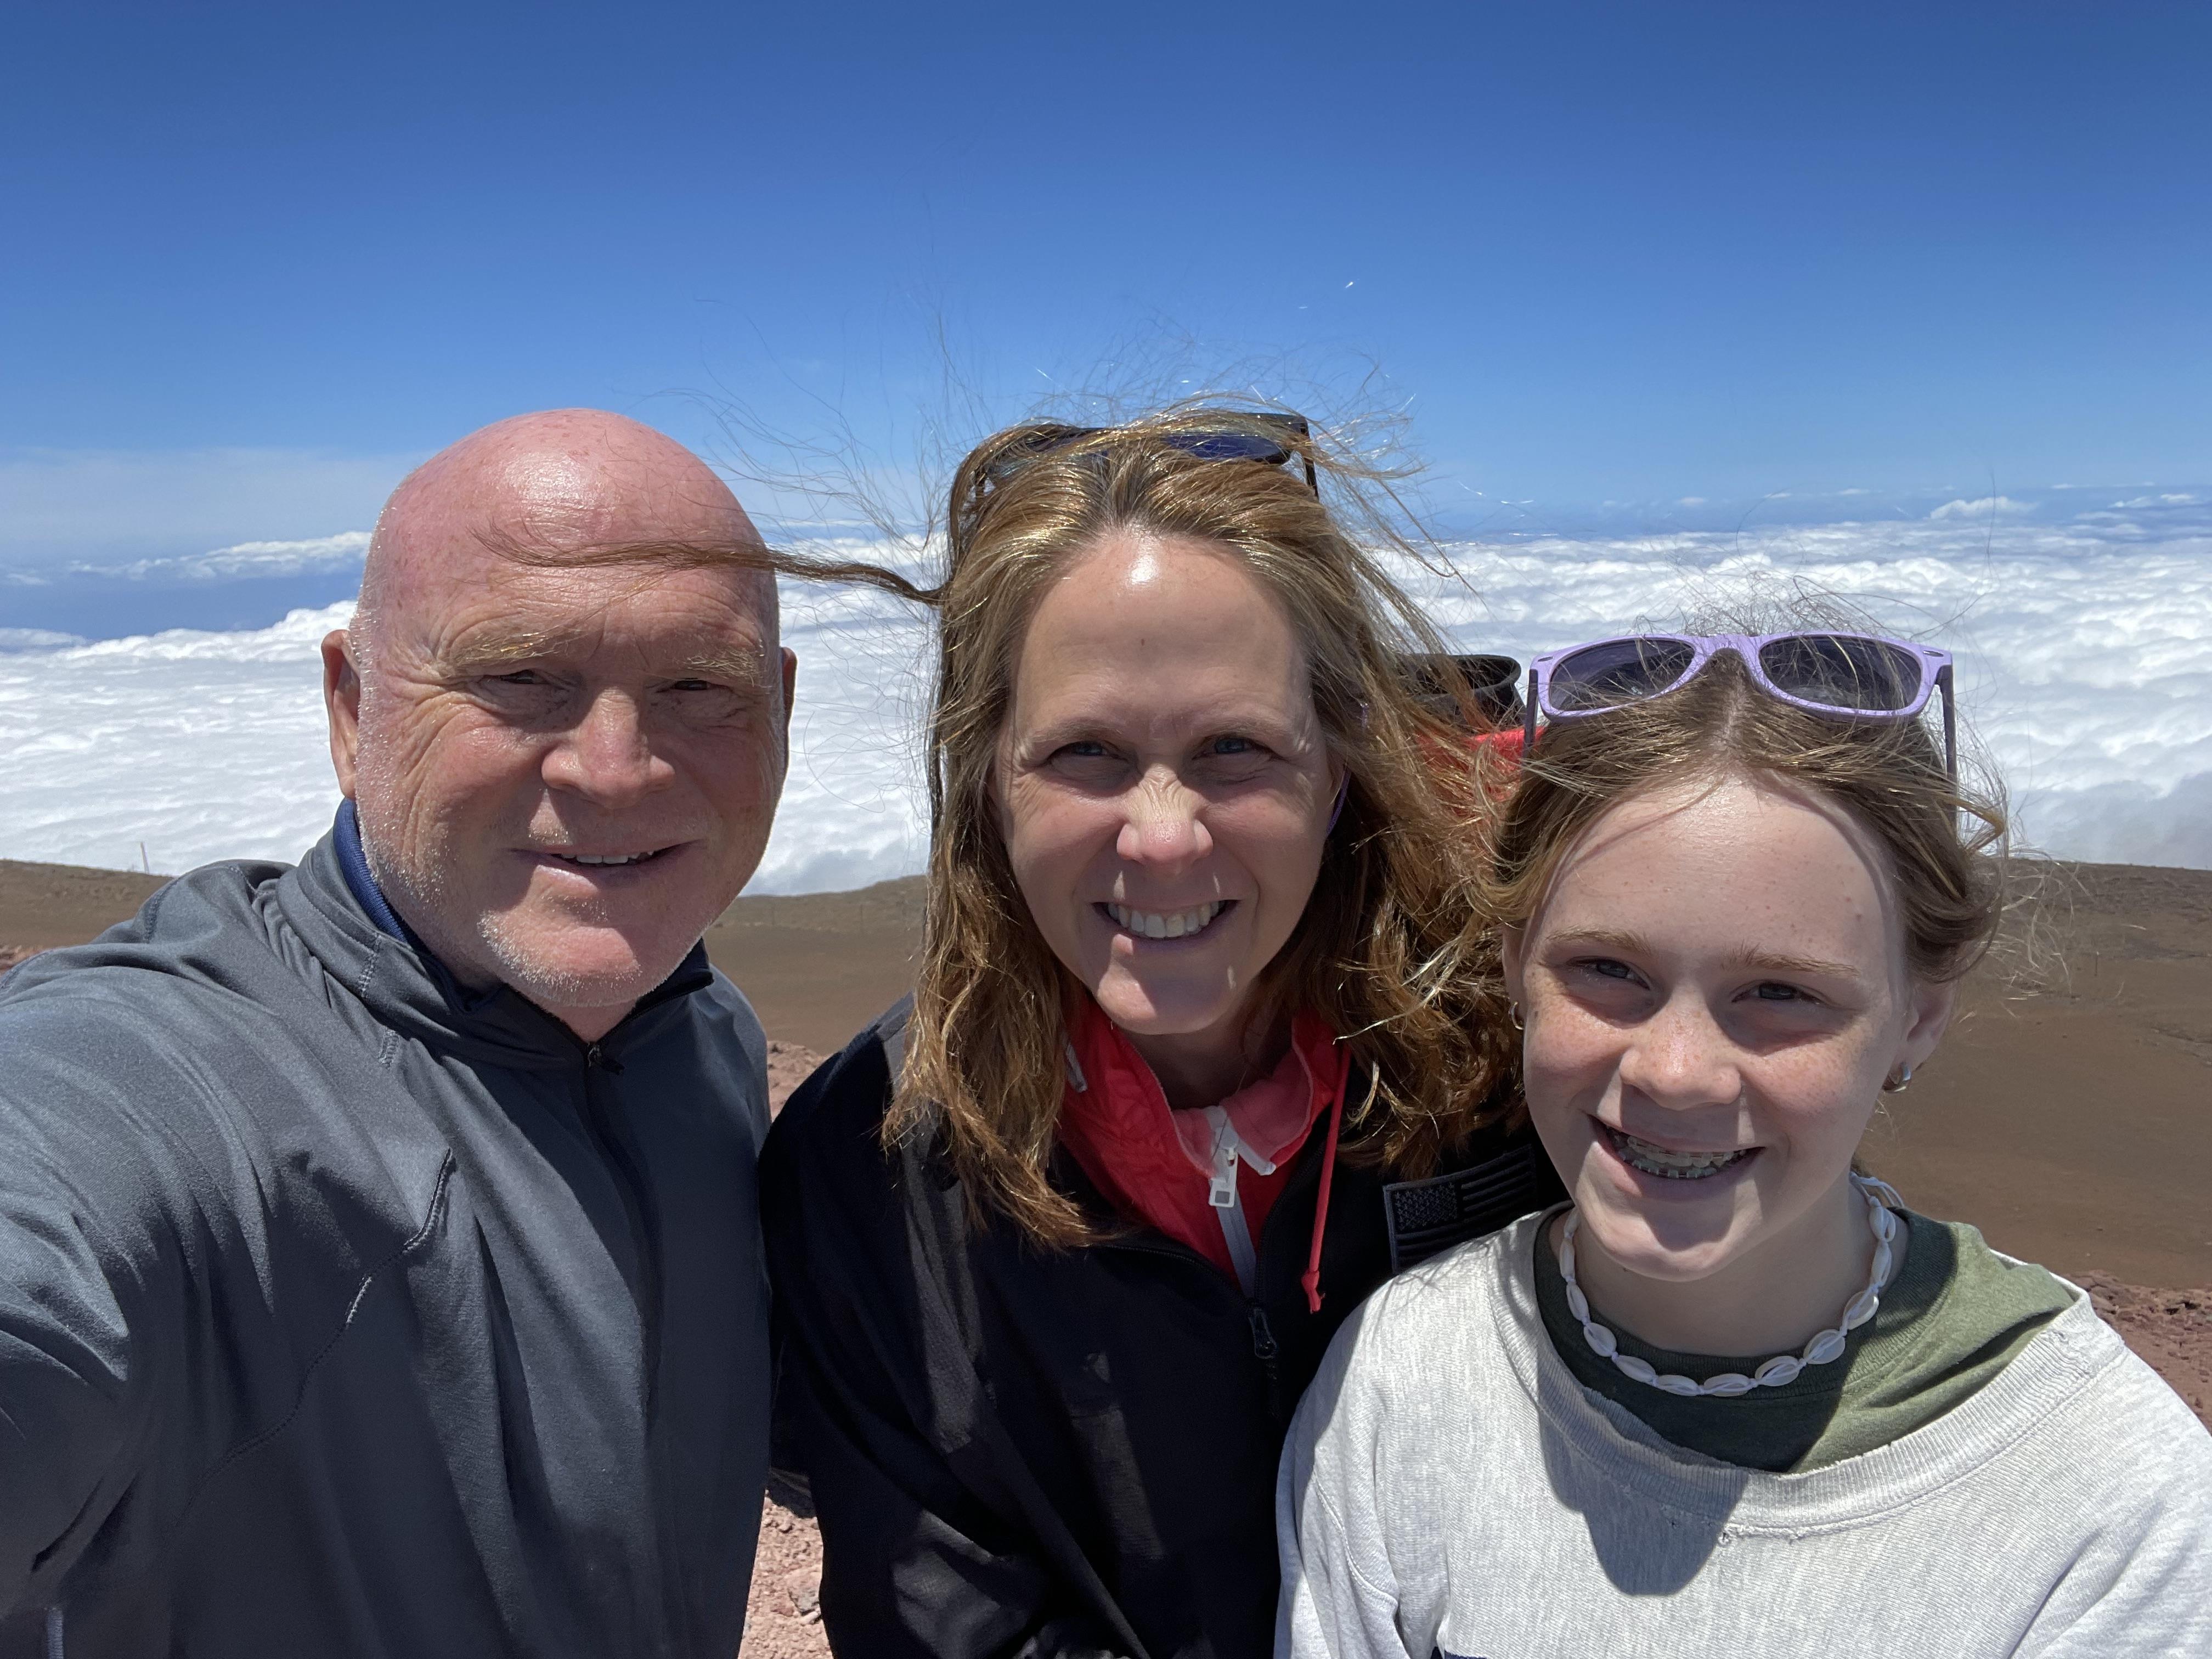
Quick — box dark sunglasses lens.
[1757,635,1924,712]
[980,426,1088,487]
[1401,653,1523,726]
[1164,431,1294,464]
[1548,637,1699,712]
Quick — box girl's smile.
[1596,1123,1759,1187]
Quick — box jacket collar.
[279,812,715,1073]
[1060,998,1340,1177]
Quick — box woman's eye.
[1581,958,1638,983]
[1044,741,1124,778]
[1199,736,1272,774]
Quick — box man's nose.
[541,690,673,807]
[1114,769,1213,871]
[1617,991,1742,1108]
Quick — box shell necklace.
[1559,1173,1903,1398]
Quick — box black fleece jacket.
[761,1001,1562,1659]
[0,833,772,1658]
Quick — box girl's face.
[995,528,1341,1047]
[1503,774,1954,1288]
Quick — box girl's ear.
[1899,975,1958,1079]
[1500,924,1529,1008]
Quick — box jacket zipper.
[1070,1098,1344,1419]
[580,1039,664,1419]
[1247,1305,1284,1419]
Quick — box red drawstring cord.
[1300,1046,1357,1314]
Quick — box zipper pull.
[1206,1106,1239,1208]
[1248,1306,1279,1362]
[583,1042,625,1074]
[1209,1144,1239,1210]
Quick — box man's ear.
[778,646,797,757]
[323,629,363,797]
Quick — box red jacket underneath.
[1056,1000,1348,1284]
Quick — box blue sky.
[3,0,2207,632]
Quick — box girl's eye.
[1750,981,1818,1005]
[1582,958,1638,983]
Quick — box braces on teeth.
[1609,1126,1753,1180]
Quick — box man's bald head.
[323,409,795,1039]
[354,409,775,658]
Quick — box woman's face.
[996,528,1342,1047]
[1502,774,1953,1289]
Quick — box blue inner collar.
[334,798,415,943]
[328,799,706,1028]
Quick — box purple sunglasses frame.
[1522,631,1957,780]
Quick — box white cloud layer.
[1,532,374,588]
[94,532,373,583]
[0,447,410,567]
[1,513,2208,885]
[1928,495,2033,520]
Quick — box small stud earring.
[1882,1064,1913,1094]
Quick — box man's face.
[327,555,792,1038]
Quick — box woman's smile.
[1097,898,1235,942]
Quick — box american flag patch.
[1383,1144,1549,1273]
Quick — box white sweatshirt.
[1277,1213,2212,1659]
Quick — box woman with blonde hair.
[760,410,1558,1657]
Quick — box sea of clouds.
[2,494,2208,887]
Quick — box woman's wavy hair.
[887,408,1519,1245]
[1481,639,2011,1056]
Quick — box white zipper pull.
[1205,1106,1239,1208]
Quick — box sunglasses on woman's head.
[977,411,1319,497]
[1522,632,1957,780]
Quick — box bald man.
[0,412,794,1658]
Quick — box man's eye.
[490,670,546,687]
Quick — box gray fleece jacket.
[1279,1212,2212,1658]
[0,828,771,1658]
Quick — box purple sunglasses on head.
[1522,631,1957,779]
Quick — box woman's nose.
[1114,770,1214,870]
[1616,991,1742,1107]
